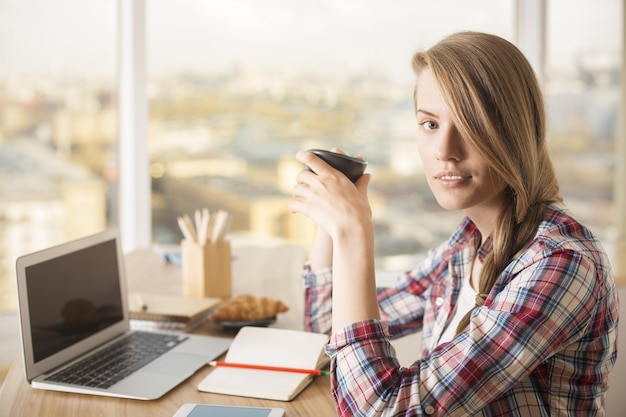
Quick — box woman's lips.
[434,171,471,185]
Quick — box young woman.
[289,31,619,416]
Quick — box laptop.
[15,228,232,400]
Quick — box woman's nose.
[436,127,463,161]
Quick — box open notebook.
[15,229,231,400]
[198,326,329,401]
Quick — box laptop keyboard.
[46,331,187,389]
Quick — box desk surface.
[0,243,337,417]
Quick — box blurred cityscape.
[0,49,619,312]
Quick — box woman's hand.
[289,149,379,331]
[288,149,372,241]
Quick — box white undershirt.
[438,276,477,345]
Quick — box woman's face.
[415,68,507,222]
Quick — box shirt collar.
[449,216,493,262]
[477,235,493,262]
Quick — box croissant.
[211,294,289,322]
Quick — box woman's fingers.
[290,149,372,236]
[297,150,334,178]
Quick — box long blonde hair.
[411,31,562,334]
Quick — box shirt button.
[424,405,436,414]
[435,297,444,307]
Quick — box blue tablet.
[173,404,284,417]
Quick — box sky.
[146,0,511,81]
[0,0,620,82]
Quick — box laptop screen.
[25,238,124,363]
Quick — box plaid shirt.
[303,205,619,416]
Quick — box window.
[545,0,621,240]
[0,0,117,311]
[147,0,515,272]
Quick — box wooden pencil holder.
[181,239,232,299]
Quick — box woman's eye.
[420,120,438,130]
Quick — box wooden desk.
[0,241,337,417]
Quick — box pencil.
[208,361,331,376]
[177,216,195,241]
[182,213,198,242]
